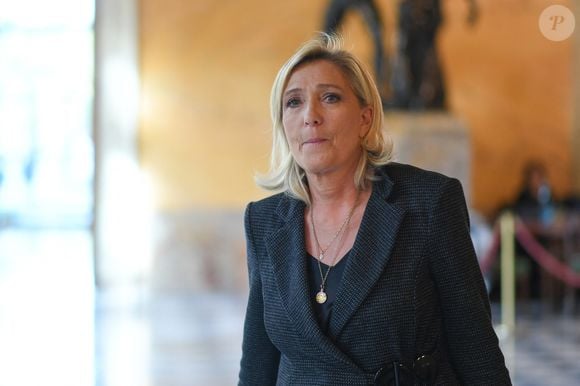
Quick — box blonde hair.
[256,33,392,204]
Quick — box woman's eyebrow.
[315,83,343,91]
[283,88,302,97]
[284,84,344,96]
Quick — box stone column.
[94,0,150,288]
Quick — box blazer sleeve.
[238,203,281,385]
[427,178,512,385]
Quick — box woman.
[238,34,511,385]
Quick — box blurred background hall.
[0,0,579,385]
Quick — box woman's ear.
[359,106,373,139]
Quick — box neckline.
[307,250,351,268]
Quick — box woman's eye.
[323,93,340,103]
[285,98,301,108]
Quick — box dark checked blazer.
[238,163,511,385]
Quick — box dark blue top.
[307,251,350,333]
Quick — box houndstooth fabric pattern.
[238,163,512,385]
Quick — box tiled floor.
[0,229,579,386]
[505,315,580,385]
[95,290,246,386]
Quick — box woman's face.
[282,59,372,178]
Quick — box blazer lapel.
[328,175,406,337]
[264,195,360,370]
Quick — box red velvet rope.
[514,219,580,288]
[476,217,580,288]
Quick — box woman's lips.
[303,138,326,145]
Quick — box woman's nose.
[304,101,322,126]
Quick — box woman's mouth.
[303,138,326,145]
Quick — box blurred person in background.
[513,161,557,302]
[238,33,511,385]
[490,161,562,307]
[513,161,555,221]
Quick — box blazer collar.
[266,194,359,369]
[264,171,405,368]
[328,174,405,337]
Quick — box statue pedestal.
[385,111,471,205]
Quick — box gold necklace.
[311,205,353,262]
[310,191,360,304]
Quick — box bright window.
[0,0,94,227]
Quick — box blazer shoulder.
[380,162,459,195]
[247,192,286,217]
[245,192,290,234]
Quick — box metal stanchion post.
[500,211,516,334]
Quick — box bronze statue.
[324,0,388,103]
[323,0,478,110]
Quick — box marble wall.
[138,0,576,217]
[132,0,578,292]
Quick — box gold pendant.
[315,290,327,304]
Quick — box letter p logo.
[539,5,576,41]
[550,15,565,31]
